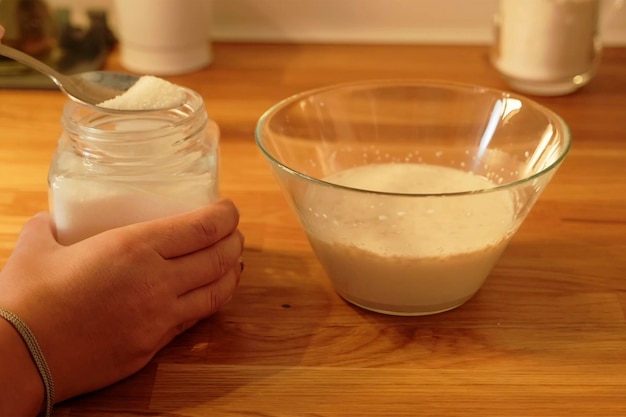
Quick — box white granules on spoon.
[99,75,187,111]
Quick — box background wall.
[47,0,626,46]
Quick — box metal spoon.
[0,43,146,111]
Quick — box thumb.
[14,212,59,251]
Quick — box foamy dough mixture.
[98,75,187,110]
[301,163,515,315]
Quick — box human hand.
[0,199,244,403]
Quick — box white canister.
[113,0,213,75]
[491,0,605,96]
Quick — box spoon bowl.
[0,43,160,112]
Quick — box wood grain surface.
[1,43,625,417]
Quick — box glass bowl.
[255,80,571,316]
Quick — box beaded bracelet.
[0,308,54,417]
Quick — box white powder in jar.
[98,75,187,110]
[494,0,600,82]
[51,175,218,245]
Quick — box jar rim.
[61,86,207,143]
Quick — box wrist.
[0,317,45,416]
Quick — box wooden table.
[1,43,625,416]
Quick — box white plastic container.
[113,0,212,75]
[491,0,602,96]
[48,87,219,245]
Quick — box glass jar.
[48,87,219,245]
[491,0,607,96]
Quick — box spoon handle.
[0,44,67,88]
